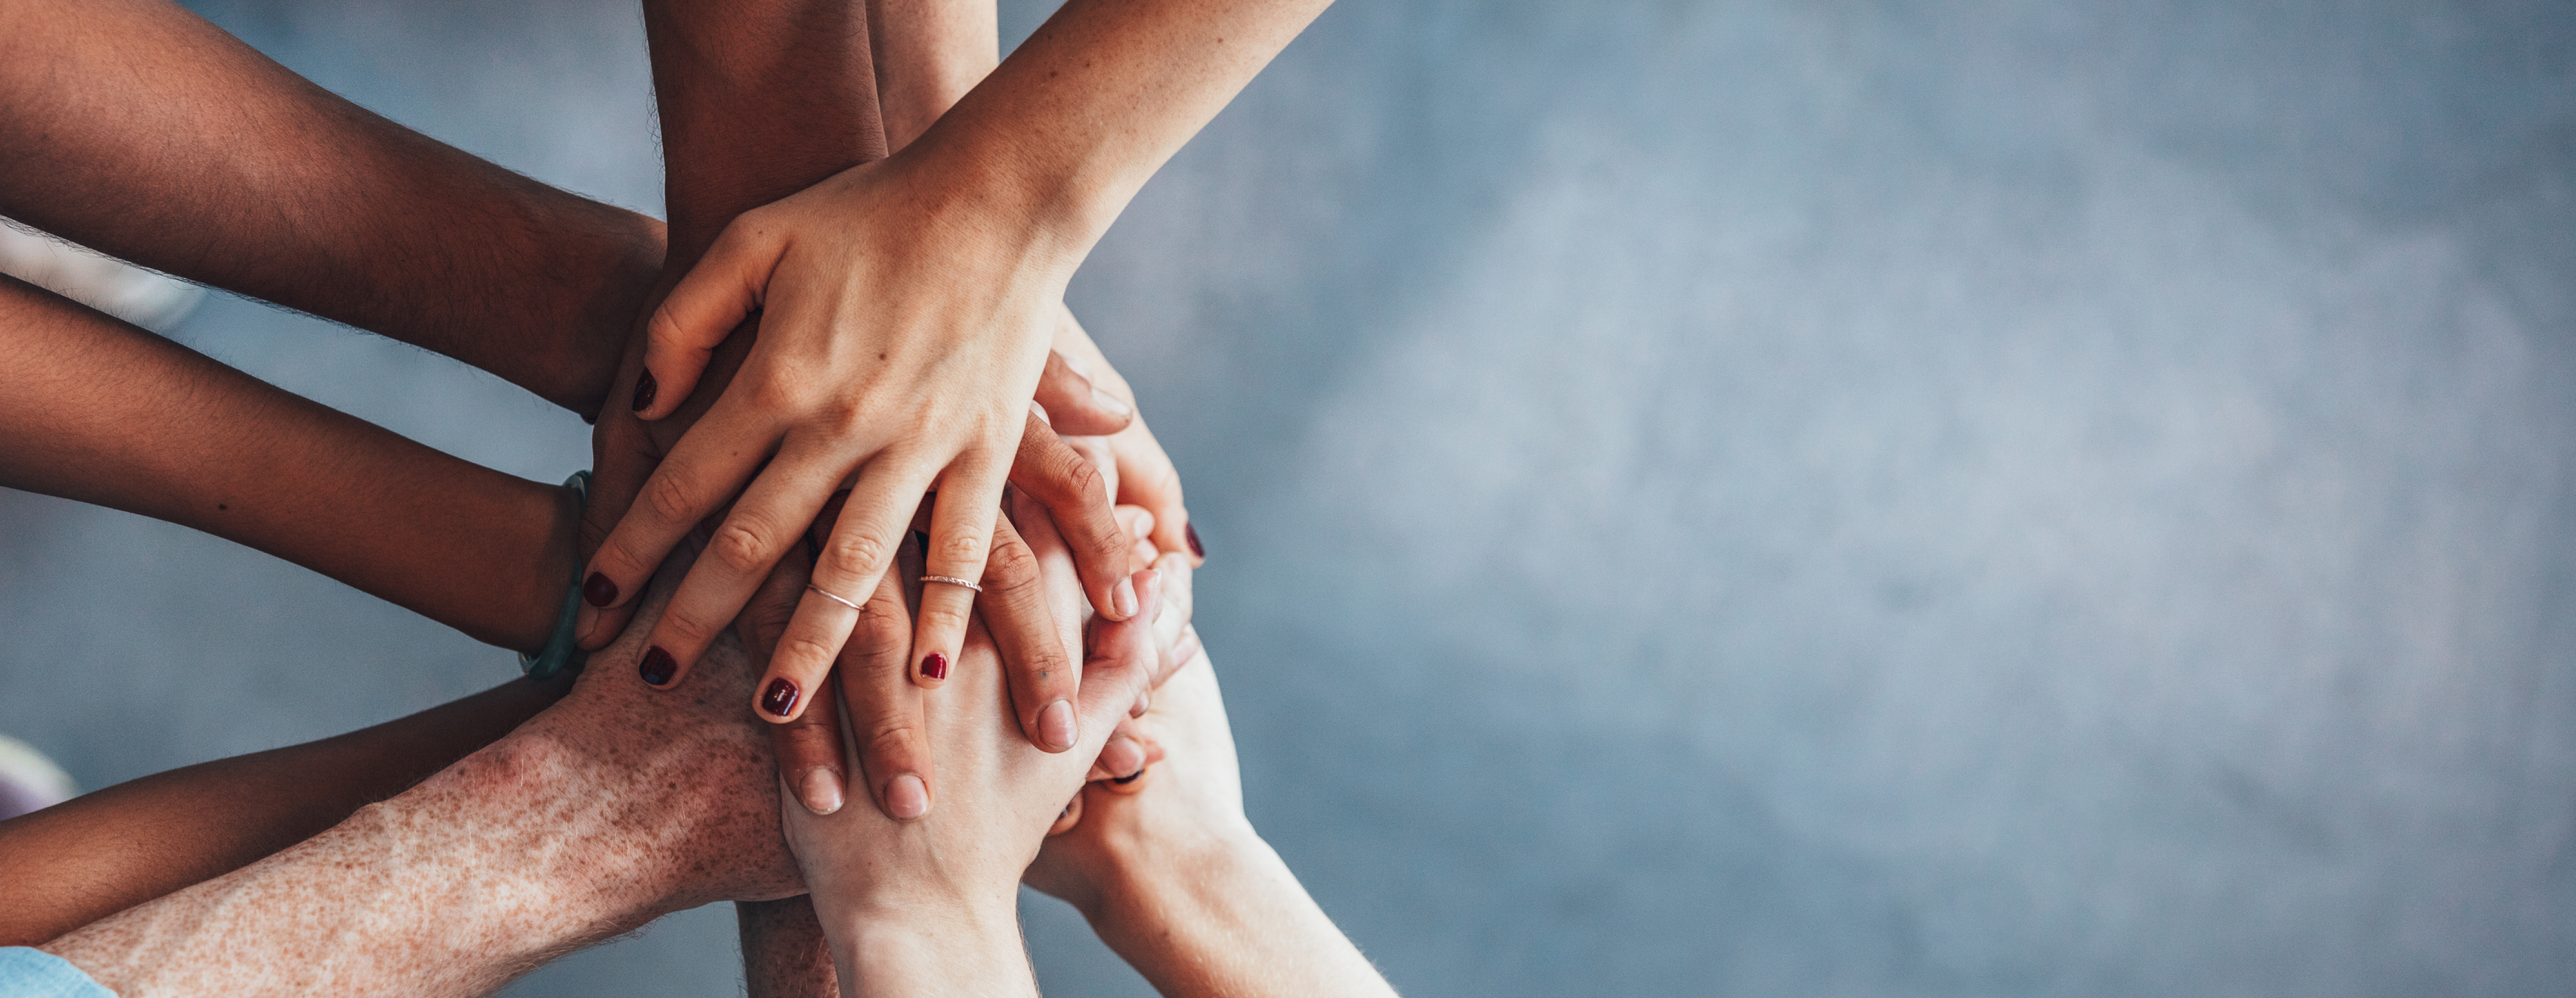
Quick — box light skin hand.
[1026,638,1401,998]
[782,553,1165,996]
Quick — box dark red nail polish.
[630,369,658,413]
[639,645,676,686]
[761,678,800,717]
[1185,522,1205,560]
[920,652,948,681]
[582,572,618,608]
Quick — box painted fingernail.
[630,369,657,412]
[1111,577,1139,619]
[1039,699,1078,751]
[920,652,948,681]
[799,767,843,816]
[1091,387,1132,418]
[639,645,676,686]
[1186,523,1205,559]
[886,774,929,820]
[582,572,618,608]
[761,677,800,718]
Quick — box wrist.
[1087,819,1268,926]
[830,893,1031,996]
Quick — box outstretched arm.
[0,0,662,416]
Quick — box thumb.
[638,219,780,420]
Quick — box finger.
[979,512,1081,753]
[637,217,782,421]
[1010,412,1135,622]
[638,432,851,688]
[1111,418,1200,565]
[731,545,849,815]
[583,392,780,624]
[575,390,662,650]
[1145,553,1197,689]
[1031,349,1134,437]
[839,556,933,821]
[1075,567,1164,731]
[766,458,939,696]
[912,448,1012,691]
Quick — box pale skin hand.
[782,522,1167,997]
[580,0,1330,732]
[1027,641,1401,998]
[40,570,803,998]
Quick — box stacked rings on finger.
[920,575,983,592]
[806,583,864,611]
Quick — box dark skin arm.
[0,0,662,416]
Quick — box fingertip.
[798,767,844,816]
[1107,575,1140,621]
[915,650,950,686]
[639,644,678,688]
[759,676,803,720]
[1038,699,1078,753]
[885,773,930,821]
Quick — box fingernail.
[1101,736,1145,777]
[799,767,843,815]
[761,677,800,718]
[1029,400,1051,426]
[920,652,948,681]
[1058,352,1092,380]
[886,774,929,820]
[1111,577,1139,619]
[1039,699,1078,751]
[639,645,676,686]
[630,369,657,413]
[1186,522,1205,560]
[582,572,618,608]
[1091,387,1132,418]
[1132,689,1151,718]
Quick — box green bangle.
[519,470,592,681]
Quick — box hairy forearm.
[40,734,671,998]
[0,0,660,415]
[0,680,566,947]
[740,898,842,998]
[1089,830,1398,998]
[0,277,573,649]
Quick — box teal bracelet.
[519,470,592,681]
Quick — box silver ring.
[919,574,983,593]
[805,583,864,611]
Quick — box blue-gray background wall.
[3,0,2572,994]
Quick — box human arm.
[1026,633,1398,997]
[576,0,1324,714]
[0,275,576,651]
[0,0,662,416]
[0,677,569,947]
[37,575,808,997]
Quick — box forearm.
[1088,830,1398,998]
[739,898,842,998]
[0,679,566,946]
[40,735,671,998]
[0,278,574,650]
[866,0,997,152]
[0,0,659,415]
[643,0,889,265]
[911,0,1333,258]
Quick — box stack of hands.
[0,0,1405,992]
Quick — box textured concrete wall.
[3,1,2570,994]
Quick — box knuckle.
[1060,455,1107,507]
[915,602,974,638]
[710,520,777,575]
[862,721,922,765]
[644,472,697,525]
[781,634,842,670]
[824,531,891,577]
[849,601,912,655]
[936,529,987,566]
[981,537,1039,587]
[661,602,724,647]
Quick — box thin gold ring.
[920,575,983,593]
[805,583,863,611]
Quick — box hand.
[1050,305,1205,565]
[577,149,1123,723]
[780,559,1164,995]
